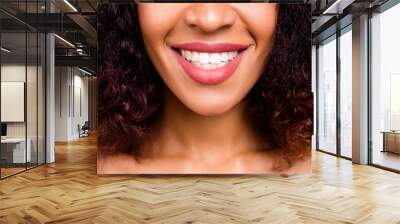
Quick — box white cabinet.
[1,138,32,163]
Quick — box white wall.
[1,65,26,139]
[1,63,46,164]
[1,65,41,138]
[72,73,89,138]
[54,67,89,141]
[55,66,70,141]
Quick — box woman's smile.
[171,42,250,85]
[139,3,278,115]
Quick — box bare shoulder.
[97,154,139,174]
[97,153,176,174]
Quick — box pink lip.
[172,42,248,53]
[171,42,248,85]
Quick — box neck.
[149,90,263,162]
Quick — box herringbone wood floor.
[1,135,400,224]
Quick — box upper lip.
[171,42,249,53]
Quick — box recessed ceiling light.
[54,34,75,48]
[1,47,11,53]
[77,67,93,76]
[63,0,78,12]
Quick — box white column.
[46,33,55,163]
[46,1,55,163]
[352,14,369,164]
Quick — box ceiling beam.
[322,0,356,14]
[55,55,96,71]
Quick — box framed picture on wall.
[97,3,313,174]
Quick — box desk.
[382,131,400,154]
[1,138,31,163]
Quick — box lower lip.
[173,50,244,85]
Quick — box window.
[370,2,400,171]
[317,35,337,154]
[339,27,352,158]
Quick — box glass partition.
[27,31,38,169]
[26,0,43,169]
[0,1,46,179]
[1,31,28,177]
[38,32,45,165]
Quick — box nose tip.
[184,4,236,33]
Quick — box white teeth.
[181,50,187,60]
[220,52,228,61]
[209,53,220,64]
[198,52,209,64]
[185,50,192,60]
[228,51,237,59]
[191,51,199,61]
[179,49,240,70]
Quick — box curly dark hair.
[97,3,312,170]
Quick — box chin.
[183,99,238,117]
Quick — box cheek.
[235,4,278,53]
[138,4,179,34]
[246,5,278,85]
[138,5,166,52]
[240,6,278,95]
[138,4,183,89]
[138,4,182,56]
[253,8,278,55]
